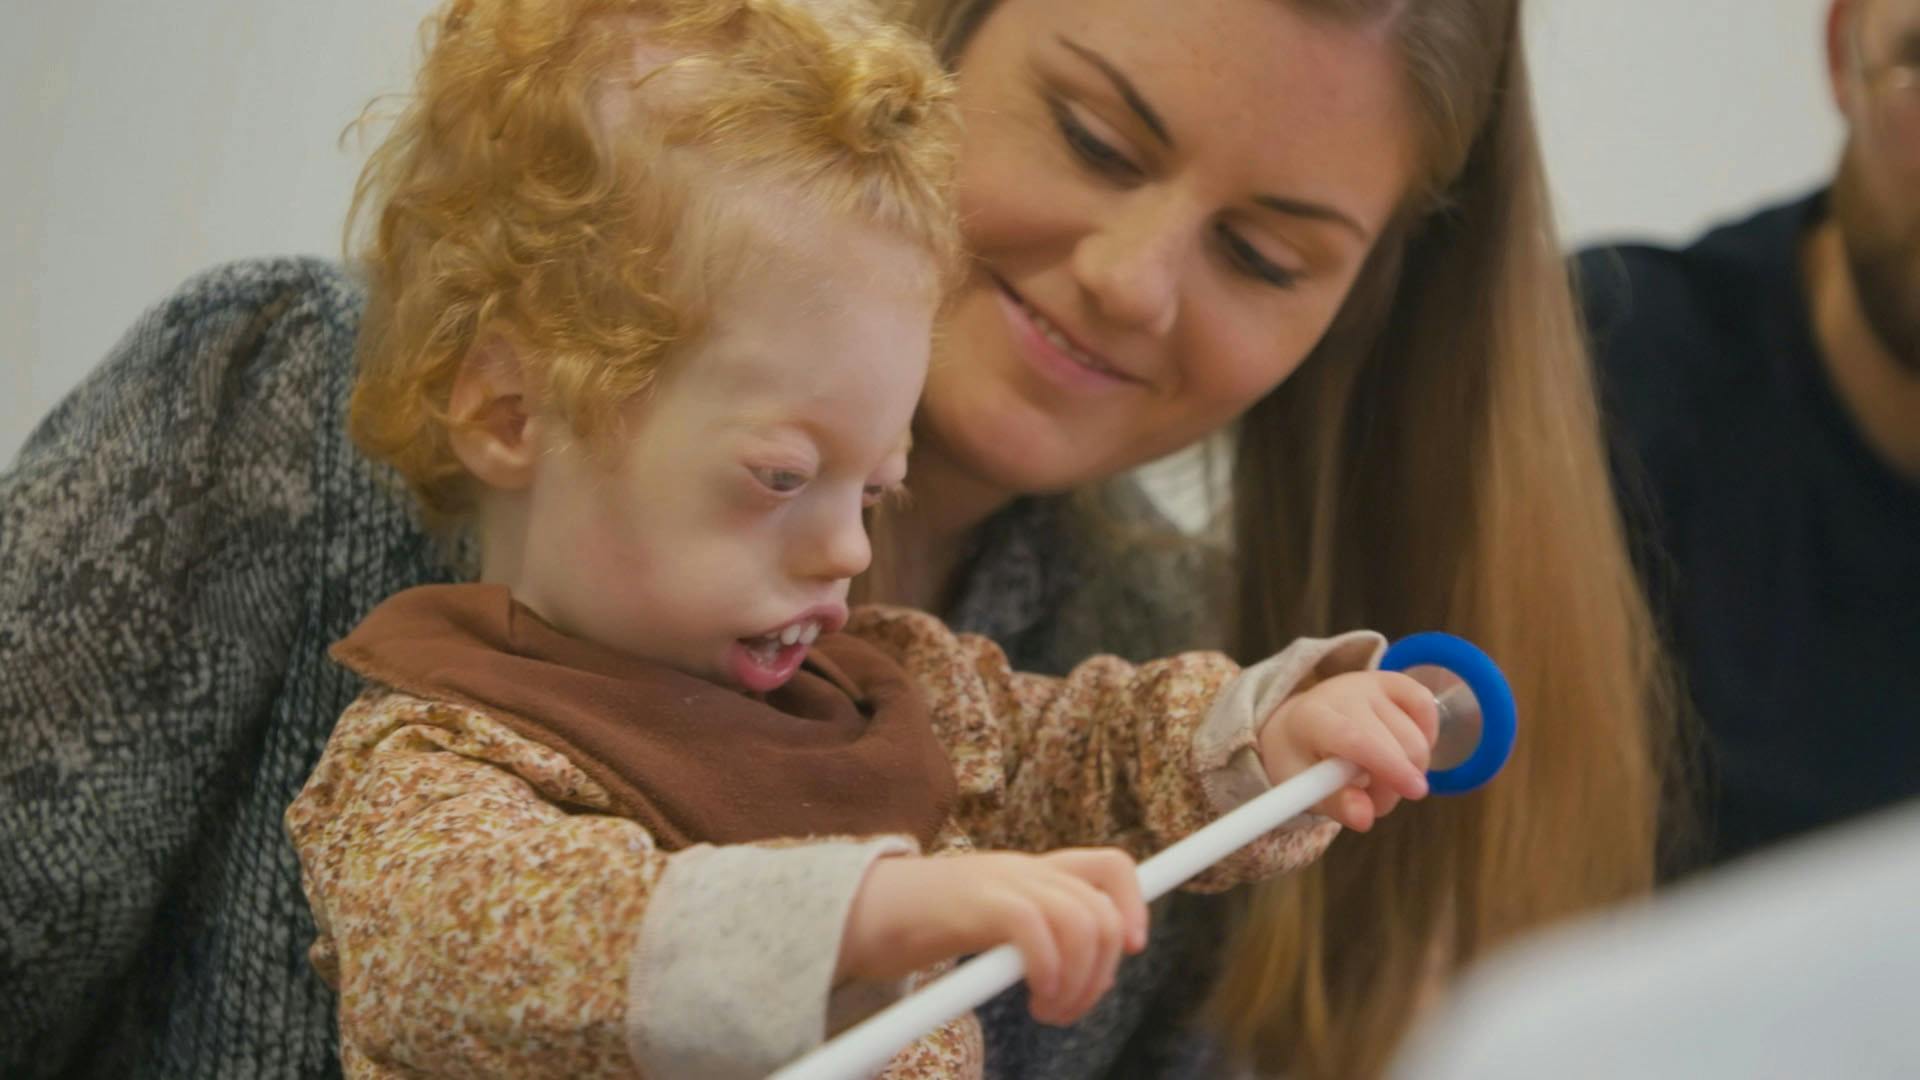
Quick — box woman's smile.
[992,272,1147,392]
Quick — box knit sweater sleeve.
[845,606,1381,892]
[0,257,365,1070]
[287,689,920,1079]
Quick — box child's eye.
[861,483,905,509]
[750,466,810,494]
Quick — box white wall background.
[1530,0,1840,246]
[2,0,1842,466]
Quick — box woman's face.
[921,0,1419,494]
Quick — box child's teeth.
[800,622,819,646]
[780,624,802,646]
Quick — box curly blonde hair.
[347,0,959,524]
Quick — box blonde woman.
[0,0,1669,1076]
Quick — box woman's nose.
[1070,193,1187,337]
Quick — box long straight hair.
[883,1,1678,1076]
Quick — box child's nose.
[807,508,873,582]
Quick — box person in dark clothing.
[1580,0,1920,868]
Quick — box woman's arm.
[0,258,362,1070]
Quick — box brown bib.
[331,584,955,850]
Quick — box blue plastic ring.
[1379,632,1517,795]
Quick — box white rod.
[1135,758,1355,899]
[770,758,1359,1080]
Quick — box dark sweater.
[1580,193,1920,868]
[0,258,1223,1078]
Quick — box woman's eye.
[750,466,810,494]
[1050,99,1141,180]
[1215,222,1301,288]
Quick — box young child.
[286,0,1441,1077]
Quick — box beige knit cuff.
[625,835,917,1078]
[1192,630,1389,815]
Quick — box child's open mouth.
[728,617,826,693]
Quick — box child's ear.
[449,339,539,492]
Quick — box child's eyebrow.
[724,411,811,441]
[725,422,820,465]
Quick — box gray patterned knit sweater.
[1,258,1227,1079]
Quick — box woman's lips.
[992,276,1143,391]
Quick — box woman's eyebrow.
[1057,36,1173,148]
[1056,34,1368,241]
[1253,194,1369,239]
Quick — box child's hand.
[1256,670,1441,832]
[836,848,1148,1026]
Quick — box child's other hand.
[1256,670,1441,832]
[836,848,1148,1026]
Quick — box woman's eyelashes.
[1050,96,1142,181]
[1215,221,1302,288]
[1049,95,1302,289]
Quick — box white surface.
[1394,800,1920,1080]
[3,0,1844,466]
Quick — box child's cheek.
[568,530,665,641]
[586,526,658,589]
[578,495,657,571]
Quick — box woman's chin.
[920,380,1111,497]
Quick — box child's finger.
[999,892,1062,1013]
[1030,879,1101,1024]
[1056,877,1125,1021]
[1376,696,1435,778]
[1366,704,1431,799]
[1368,783,1403,822]
[1327,713,1428,801]
[1378,672,1443,748]
[1047,848,1148,952]
[1318,786,1377,832]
